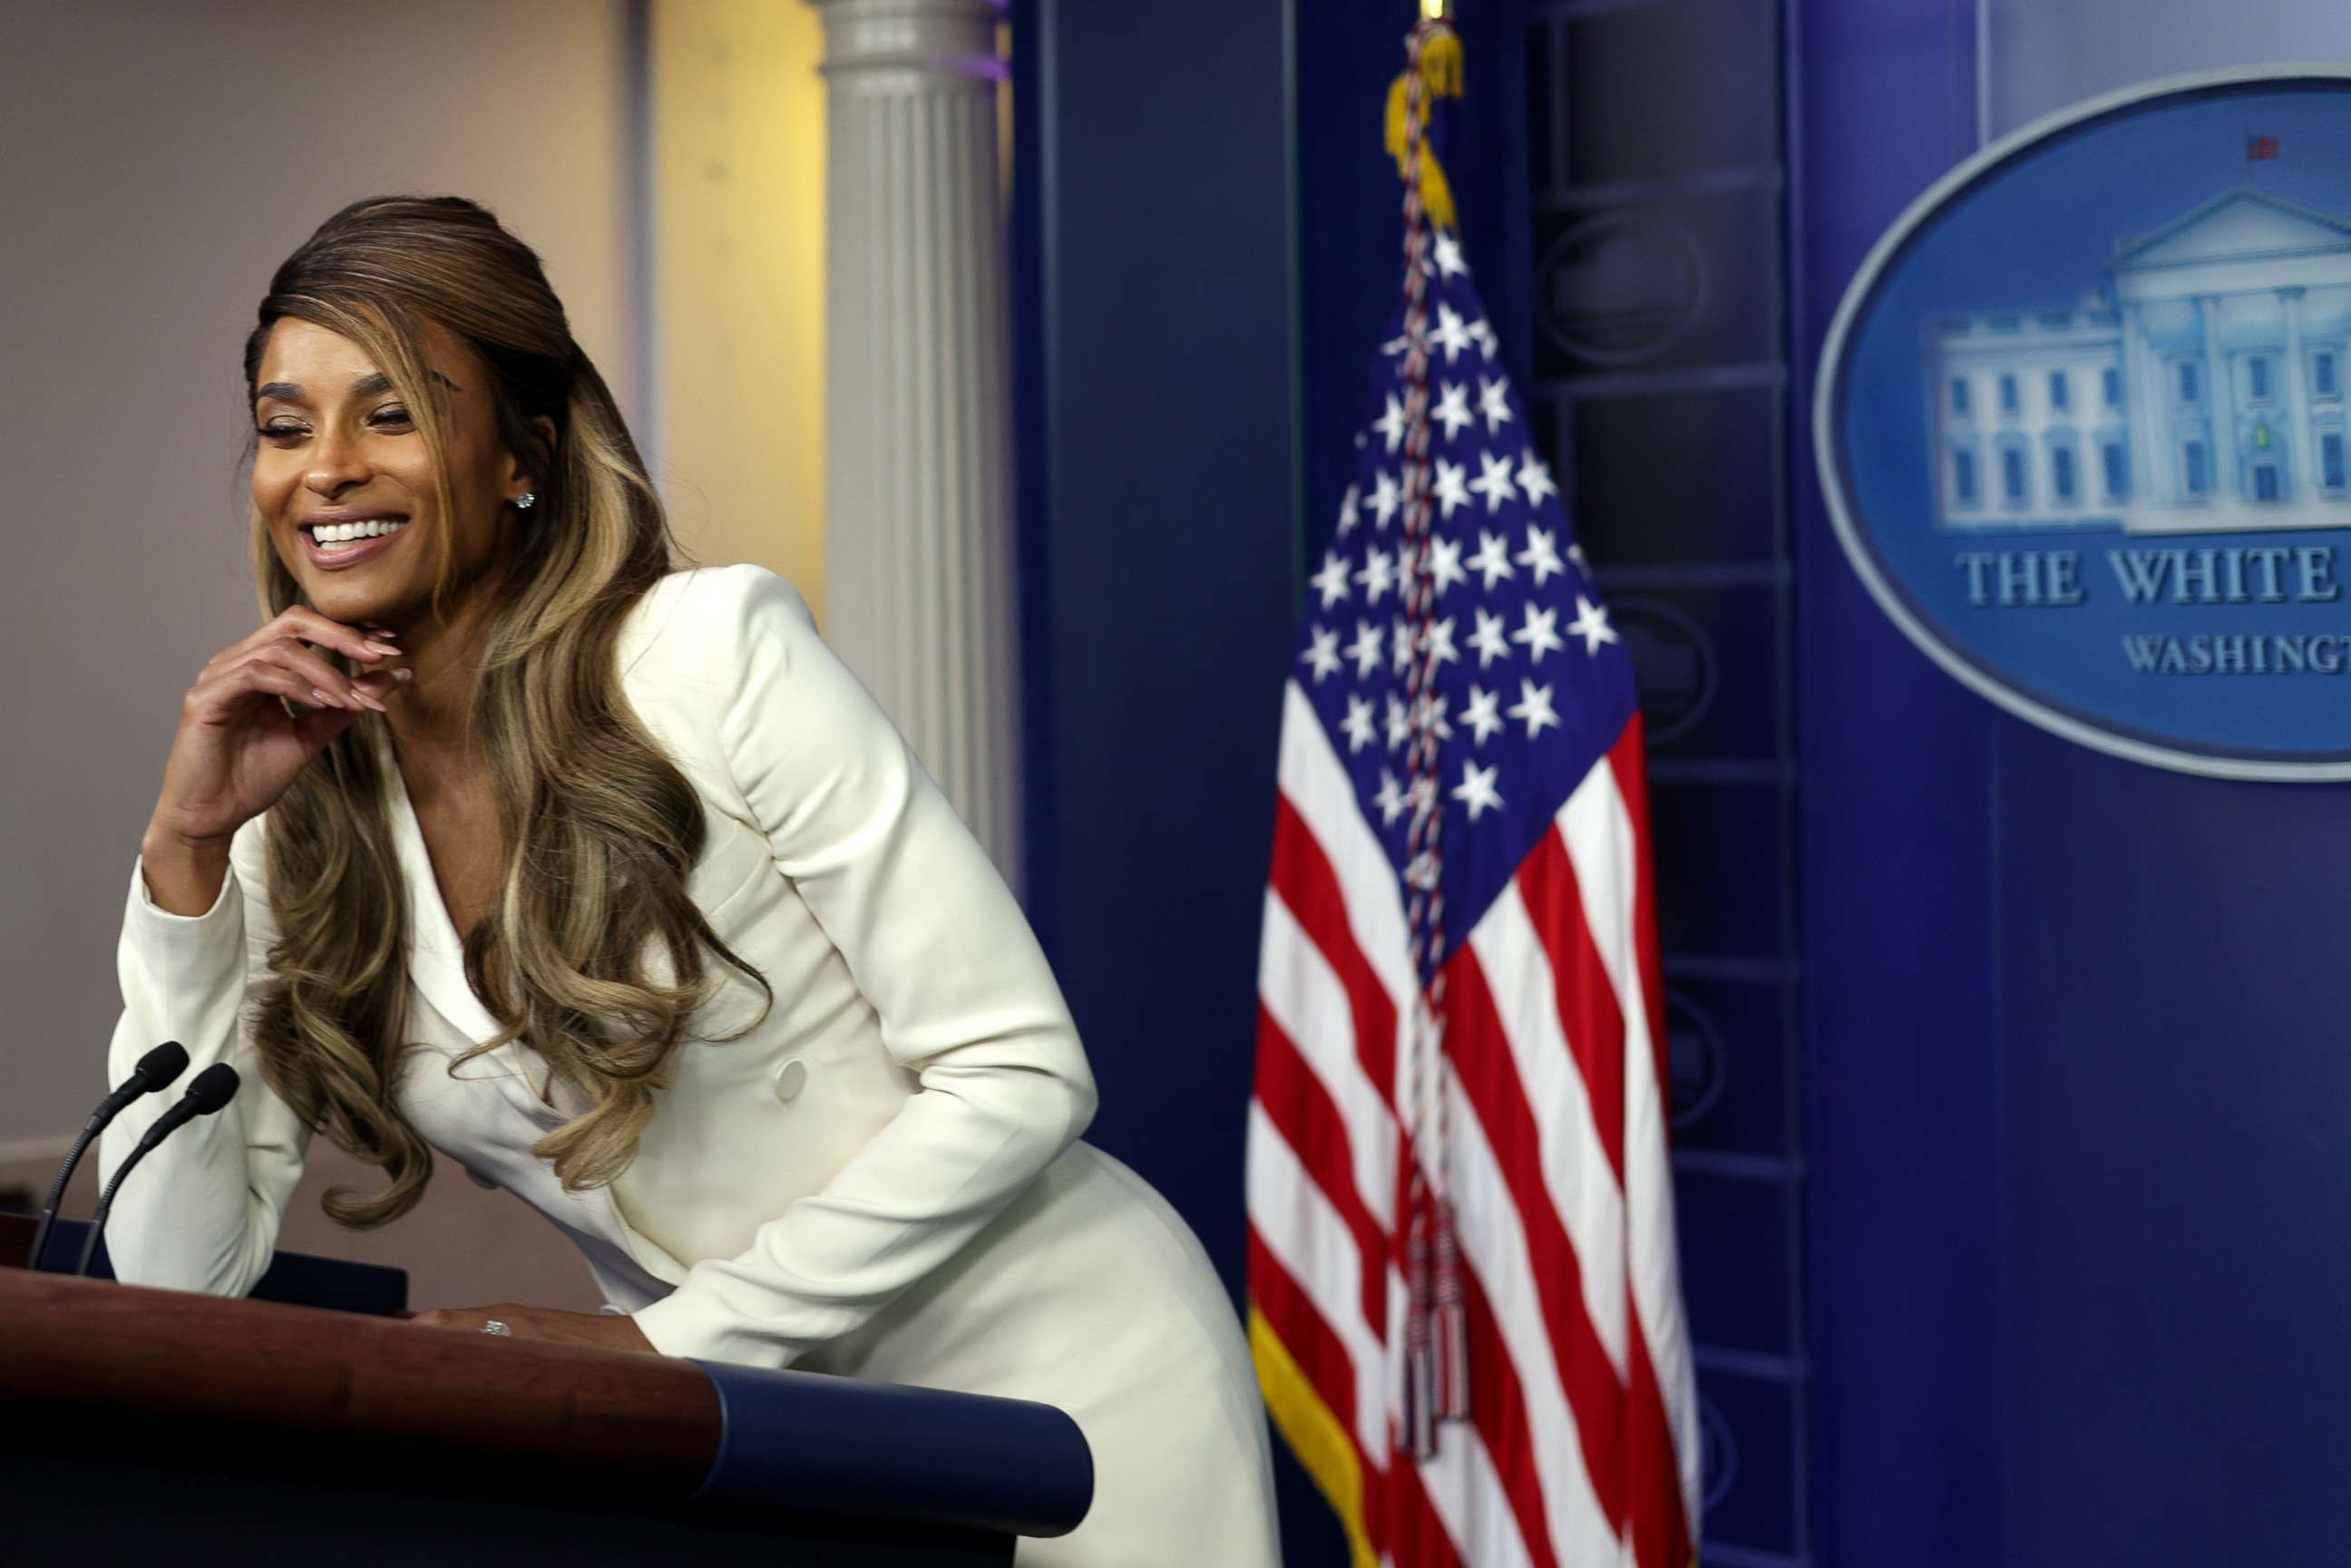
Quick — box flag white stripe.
[1261,888,1401,1231]
[1416,1424,1541,1568]
[1247,1101,1393,1462]
[1441,1059,1622,1562]
[1464,875,1631,1376]
[1279,682,1417,1018]
[1560,772,1703,1529]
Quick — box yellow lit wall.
[651,0,828,623]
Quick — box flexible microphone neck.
[74,1063,239,1280]
[25,1042,186,1274]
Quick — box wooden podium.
[0,1216,1092,1565]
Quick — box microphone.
[74,1063,240,1280]
[24,1041,188,1273]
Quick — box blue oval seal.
[1817,66,2351,780]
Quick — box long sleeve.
[95,818,311,1295]
[629,564,1097,1368]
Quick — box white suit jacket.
[99,563,1281,1565]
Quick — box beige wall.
[649,0,829,619]
[1,0,824,1313]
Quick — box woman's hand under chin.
[406,1301,658,1353]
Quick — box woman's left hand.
[407,1301,658,1353]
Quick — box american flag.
[1243,217,1703,1563]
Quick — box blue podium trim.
[688,1358,1093,1540]
[27,1220,408,1317]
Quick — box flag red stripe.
[1452,1247,1566,1568]
[1605,712,1697,1561]
[1248,1228,1391,1558]
[1255,1003,1391,1339]
[1515,825,1628,1183]
[1272,792,1400,1101]
[1442,942,1630,1530]
[1387,1446,1466,1568]
[1624,1311,1693,1568]
[1605,715,1672,1108]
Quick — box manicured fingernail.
[365,642,397,658]
[357,690,390,713]
[311,687,343,708]
[391,667,413,683]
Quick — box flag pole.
[1391,0,1471,1463]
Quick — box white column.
[813,0,1020,881]
[2120,299,2163,506]
[2199,292,2237,498]
[2282,286,2310,499]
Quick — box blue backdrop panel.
[1006,2,1325,1563]
[1008,0,1297,1289]
[1795,5,2351,1567]
[1789,4,2003,1563]
[1988,728,2351,1563]
[1518,2,1809,1562]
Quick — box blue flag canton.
[1292,230,1639,961]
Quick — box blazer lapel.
[376,729,694,1290]
[379,744,507,1052]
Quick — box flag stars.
[1451,759,1503,822]
[1341,693,1377,755]
[1517,449,1558,507]
[1393,541,1422,601]
[1470,451,1519,513]
[1469,607,1512,667]
[1423,616,1459,668]
[1346,619,1384,680]
[1311,550,1351,609]
[1431,458,1471,518]
[1385,695,1411,751]
[1477,375,1513,433]
[1566,595,1618,657]
[1512,602,1566,664]
[1431,303,1474,363]
[1432,229,1468,278]
[1467,316,1498,362]
[1356,548,1397,604]
[1374,394,1406,453]
[1462,684,1504,745]
[1373,769,1408,826]
[1412,692,1453,743]
[1428,534,1467,597]
[1467,531,1516,591]
[1517,524,1566,586]
[1508,678,1561,738]
[1390,618,1416,675]
[1300,624,1341,683]
[1432,382,1474,442]
[1369,469,1402,529]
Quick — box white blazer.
[100,563,1278,1566]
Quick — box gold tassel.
[1382,25,1465,231]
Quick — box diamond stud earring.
[514,492,537,511]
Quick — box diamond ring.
[482,1319,512,1336]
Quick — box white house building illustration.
[1925,187,2351,533]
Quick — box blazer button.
[774,1058,808,1104]
[465,1166,497,1190]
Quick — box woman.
[103,194,1280,1565]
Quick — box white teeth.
[312,519,407,548]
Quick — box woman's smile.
[298,513,412,570]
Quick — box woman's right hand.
[144,607,409,854]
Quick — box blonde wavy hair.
[239,194,773,1228]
